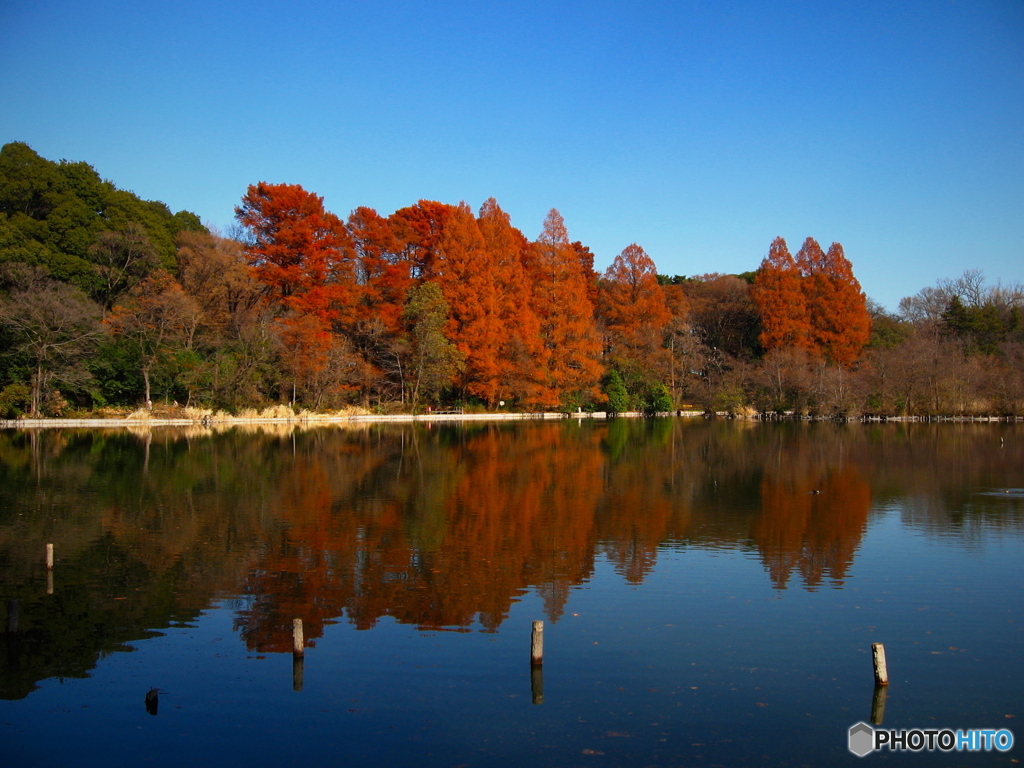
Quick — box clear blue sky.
[2,0,1021,310]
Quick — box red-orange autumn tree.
[430,202,504,404]
[344,206,413,403]
[753,237,870,366]
[598,243,671,364]
[346,205,408,333]
[235,182,359,397]
[796,238,871,366]
[523,209,603,408]
[751,236,810,351]
[477,198,545,405]
[572,240,600,308]
[389,199,456,280]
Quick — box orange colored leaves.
[753,237,871,366]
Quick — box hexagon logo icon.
[849,722,874,757]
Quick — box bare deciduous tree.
[0,272,102,414]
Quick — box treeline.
[1,141,1022,417]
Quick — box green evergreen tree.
[602,369,629,413]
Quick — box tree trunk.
[31,363,43,416]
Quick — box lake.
[1,419,1021,766]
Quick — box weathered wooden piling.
[531,620,544,666]
[872,642,889,686]
[292,618,305,691]
[46,543,54,570]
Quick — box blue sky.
[2,0,1021,310]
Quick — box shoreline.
[1,410,1020,430]
[0,410,665,430]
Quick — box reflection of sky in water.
[5,531,1020,767]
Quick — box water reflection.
[1,420,1021,698]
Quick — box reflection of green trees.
[1,421,1022,688]
[1,533,202,700]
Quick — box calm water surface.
[0,419,1021,767]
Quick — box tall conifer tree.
[523,209,602,408]
[477,198,545,406]
[808,242,871,365]
[752,237,810,351]
[432,202,504,404]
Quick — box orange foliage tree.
[598,243,671,366]
[802,241,871,366]
[751,236,810,351]
[235,183,359,398]
[346,205,408,333]
[430,203,504,404]
[754,237,871,367]
[388,199,456,280]
[523,209,603,408]
[477,198,545,405]
[344,206,411,403]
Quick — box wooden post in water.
[292,618,305,691]
[531,620,544,666]
[872,642,889,686]
[46,544,54,595]
[292,618,304,657]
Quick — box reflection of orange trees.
[338,424,604,630]
[21,421,1023,656]
[233,432,394,651]
[232,424,608,650]
[753,464,871,590]
[455,424,603,623]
